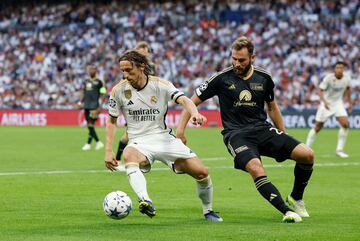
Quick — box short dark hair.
[118,50,153,75]
[231,36,254,55]
[334,61,347,67]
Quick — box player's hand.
[190,113,207,126]
[77,101,83,109]
[348,104,353,113]
[105,151,119,171]
[176,129,187,145]
[324,101,330,110]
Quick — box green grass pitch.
[0,126,359,241]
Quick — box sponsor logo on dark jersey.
[233,90,257,107]
[250,83,264,91]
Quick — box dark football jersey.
[195,65,275,135]
[83,78,104,109]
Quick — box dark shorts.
[84,109,98,124]
[224,123,300,171]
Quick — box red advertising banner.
[0,109,223,127]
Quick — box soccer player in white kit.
[104,50,223,221]
[306,61,353,158]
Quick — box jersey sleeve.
[319,74,330,90]
[108,89,121,118]
[264,75,275,102]
[162,80,184,103]
[195,74,219,101]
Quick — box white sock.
[196,176,213,214]
[336,127,348,152]
[306,128,316,147]
[126,164,151,202]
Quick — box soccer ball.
[103,191,132,219]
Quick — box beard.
[335,73,343,79]
[233,63,252,77]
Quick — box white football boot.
[95,141,104,150]
[82,143,91,151]
[336,150,349,158]
[282,211,302,223]
[286,195,310,217]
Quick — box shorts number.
[269,127,283,135]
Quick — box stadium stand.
[0,0,359,110]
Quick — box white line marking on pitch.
[0,161,358,177]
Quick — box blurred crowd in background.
[0,0,359,110]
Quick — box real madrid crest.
[150,96,158,104]
[124,89,132,99]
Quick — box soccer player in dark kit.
[176,36,315,223]
[78,65,106,151]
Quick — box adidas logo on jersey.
[127,100,134,106]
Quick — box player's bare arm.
[77,88,85,108]
[105,115,119,171]
[176,95,204,144]
[177,95,207,126]
[345,86,353,113]
[266,100,286,132]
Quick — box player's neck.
[240,65,253,80]
[335,74,343,79]
[133,74,148,90]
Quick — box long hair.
[118,50,153,76]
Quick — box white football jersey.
[319,73,350,103]
[108,76,184,140]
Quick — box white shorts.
[126,132,197,173]
[315,101,348,123]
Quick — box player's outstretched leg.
[123,146,159,218]
[245,158,300,222]
[288,144,314,218]
[175,157,223,222]
[197,176,223,222]
[336,127,349,158]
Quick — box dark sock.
[291,163,313,200]
[116,140,127,160]
[89,126,99,142]
[255,176,291,214]
[87,127,92,144]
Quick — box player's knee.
[341,123,349,129]
[306,149,315,164]
[245,159,265,178]
[195,166,209,180]
[122,149,133,162]
[301,147,315,164]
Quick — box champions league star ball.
[103,191,132,219]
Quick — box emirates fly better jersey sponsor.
[108,76,184,139]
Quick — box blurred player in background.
[105,50,223,222]
[306,61,352,158]
[177,36,315,223]
[115,41,155,162]
[78,65,106,151]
